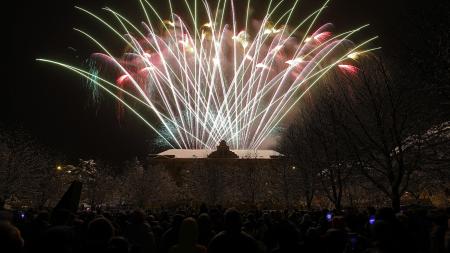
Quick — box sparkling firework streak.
[37,0,380,149]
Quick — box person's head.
[36,211,50,223]
[130,209,146,224]
[0,210,13,223]
[428,210,448,230]
[246,213,256,223]
[173,214,186,229]
[331,216,346,230]
[107,236,129,253]
[376,208,396,223]
[178,217,199,246]
[87,217,115,243]
[51,209,73,226]
[40,225,75,253]
[371,220,393,246]
[200,203,208,214]
[224,208,242,233]
[0,221,24,253]
[301,213,312,224]
[197,213,211,230]
[278,221,299,247]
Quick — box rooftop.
[154,149,283,159]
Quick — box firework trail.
[38,0,379,149]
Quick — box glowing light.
[286,57,304,66]
[56,166,62,171]
[231,31,244,40]
[179,38,190,47]
[271,45,283,53]
[313,31,332,42]
[232,31,249,48]
[256,63,269,69]
[347,52,359,60]
[338,64,359,74]
[202,22,212,28]
[163,20,175,27]
[139,66,155,73]
[263,22,282,35]
[38,1,378,149]
[369,215,376,225]
[326,212,333,221]
[117,75,129,84]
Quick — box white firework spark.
[37,0,379,149]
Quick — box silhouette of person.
[85,217,115,253]
[125,209,157,253]
[161,214,185,253]
[107,236,130,253]
[197,213,214,247]
[169,217,206,253]
[271,220,303,253]
[208,208,261,253]
[0,221,24,253]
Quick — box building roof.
[155,149,283,159]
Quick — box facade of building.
[146,141,293,206]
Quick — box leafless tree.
[280,120,317,209]
[0,127,60,207]
[328,58,429,211]
[280,88,354,210]
[403,121,450,203]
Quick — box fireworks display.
[38,0,379,149]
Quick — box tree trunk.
[335,196,342,210]
[305,189,314,210]
[306,201,312,210]
[391,191,401,212]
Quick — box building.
[154,140,283,159]
[146,141,290,206]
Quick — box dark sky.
[2,0,442,162]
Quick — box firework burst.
[38,0,379,149]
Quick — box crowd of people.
[1,203,449,253]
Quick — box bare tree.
[280,117,317,209]
[0,127,59,207]
[404,121,450,203]
[280,87,355,210]
[329,58,428,211]
[120,158,159,208]
[279,55,448,211]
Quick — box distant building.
[153,140,282,159]
[147,140,288,205]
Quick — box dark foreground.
[1,205,449,253]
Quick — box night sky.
[3,0,442,162]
